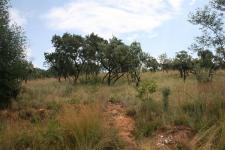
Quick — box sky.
[10,0,208,69]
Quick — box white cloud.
[168,0,184,10]
[9,8,27,26]
[44,0,188,38]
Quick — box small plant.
[137,80,157,100]
[162,87,171,112]
[109,94,120,104]
[47,101,61,112]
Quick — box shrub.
[194,65,212,83]
[109,94,120,104]
[162,87,171,112]
[137,80,157,100]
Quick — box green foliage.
[0,0,27,106]
[45,34,145,86]
[162,87,171,112]
[142,53,159,72]
[45,33,84,83]
[173,50,192,81]
[189,0,225,68]
[158,53,172,72]
[193,50,215,82]
[108,94,120,104]
[195,66,212,82]
[137,80,157,100]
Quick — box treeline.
[44,33,146,86]
[44,33,224,85]
[21,62,56,82]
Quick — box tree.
[127,42,144,86]
[99,37,130,85]
[143,54,159,72]
[194,50,215,81]
[45,33,84,83]
[82,33,105,80]
[20,60,34,83]
[0,0,27,106]
[45,33,145,86]
[173,50,192,81]
[158,53,171,72]
[189,0,225,68]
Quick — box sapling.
[162,87,171,112]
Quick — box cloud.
[9,8,27,26]
[44,0,187,38]
[168,0,184,10]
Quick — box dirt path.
[104,102,137,149]
[103,102,194,150]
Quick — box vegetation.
[1,0,225,149]
[0,0,26,106]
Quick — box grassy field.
[0,71,225,150]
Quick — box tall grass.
[0,104,123,150]
[0,70,224,149]
[134,71,225,149]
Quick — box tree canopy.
[0,0,27,105]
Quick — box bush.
[194,66,212,83]
[137,80,157,100]
[162,87,171,112]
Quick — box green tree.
[82,33,105,81]
[99,37,129,85]
[194,50,215,82]
[128,41,144,86]
[20,60,34,83]
[0,0,27,106]
[173,50,192,81]
[143,54,159,72]
[0,0,25,104]
[189,0,225,68]
[45,33,84,83]
[158,53,171,72]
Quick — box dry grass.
[0,70,224,149]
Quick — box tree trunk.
[107,71,111,86]
[179,70,183,78]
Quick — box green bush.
[137,80,157,100]
[162,87,171,112]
